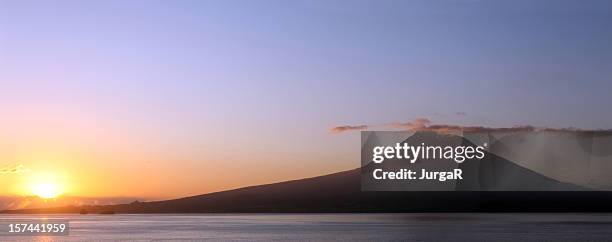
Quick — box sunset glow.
[18,171,69,199]
[30,182,63,199]
[1,0,612,204]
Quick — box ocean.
[1,213,612,241]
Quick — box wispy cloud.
[390,118,432,131]
[455,112,467,116]
[329,125,368,133]
[0,164,29,174]
[330,118,612,134]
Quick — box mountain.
[4,131,612,214]
[4,168,612,214]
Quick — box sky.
[1,0,611,199]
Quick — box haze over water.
[2,214,612,241]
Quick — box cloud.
[0,164,29,174]
[329,125,368,133]
[331,118,612,134]
[390,118,432,131]
[456,112,467,116]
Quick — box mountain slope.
[4,168,612,213]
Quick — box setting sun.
[18,171,69,199]
[30,182,63,199]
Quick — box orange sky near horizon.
[0,125,357,199]
[0,102,357,199]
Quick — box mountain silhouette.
[4,170,612,213]
[3,131,611,213]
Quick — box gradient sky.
[1,0,611,199]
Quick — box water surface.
[2,213,612,241]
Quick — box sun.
[30,182,63,199]
[20,170,69,199]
